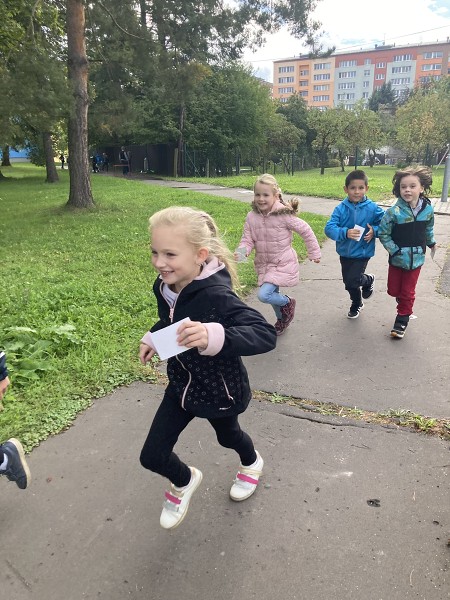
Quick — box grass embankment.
[178,165,446,203]
[0,164,328,449]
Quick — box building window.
[343,104,354,110]
[363,81,370,88]
[393,54,413,61]
[299,69,309,76]
[313,84,330,91]
[279,97,288,103]
[313,95,330,101]
[338,71,356,78]
[278,66,294,73]
[278,76,294,83]
[364,69,371,76]
[376,62,386,68]
[339,60,357,67]
[363,92,369,98]
[300,91,308,97]
[391,77,411,85]
[421,63,441,71]
[423,51,443,59]
[314,62,331,70]
[364,59,371,65]
[316,106,328,111]
[313,73,331,80]
[338,82,356,89]
[338,93,355,100]
[375,73,385,80]
[299,80,308,86]
[392,66,411,73]
[278,87,294,93]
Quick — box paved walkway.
[3,180,449,600]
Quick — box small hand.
[0,376,11,400]
[139,343,156,364]
[363,224,374,242]
[347,228,362,240]
[311,258,321,263]
[177,321,208,349]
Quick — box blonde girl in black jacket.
[139,207,276,530]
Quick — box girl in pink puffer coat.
[237,174,321,336]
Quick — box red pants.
[387,264,421,316]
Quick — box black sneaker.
[0,439,31,489]
[391,317,409,339]
[362,274,375,300]
[347,303,364,319]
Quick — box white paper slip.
[354,224,365,241]
[151,317,191,360]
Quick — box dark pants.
[0,448,4,464]
[387,264,421,316]
[140,391,257,488]
[340,257,370,305]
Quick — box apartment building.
[273,40,450,109]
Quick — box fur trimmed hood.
[250,199,297,216]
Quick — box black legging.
[140,391,257,487]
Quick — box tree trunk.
[66,0,94,209]
[338,149,345,172]
[43,132,59,183]
[0,170,6,180]
[1,145,11,167]
[177,103,186,176]
[320,147,326,175]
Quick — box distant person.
[325,170,385,319]
[139,207,276,530]
[379,166,436,339]
[102,152,109,172]
[91,155,99,173]
[59,154,65,169]
[236,173,321,336]
[0,351,31,489]
[119,146,129,175]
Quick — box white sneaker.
[230,451,263,502]
[160,467,203,530]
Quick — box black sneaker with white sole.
[347,303,364,319]
[391,315,409,339]
[362,274,375,300]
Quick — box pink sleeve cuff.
[141,331,156,350]
[199,323,225,356]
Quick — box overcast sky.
[243,0,450,82]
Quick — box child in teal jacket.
[379,166,436,339]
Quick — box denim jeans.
[257,283,289,319]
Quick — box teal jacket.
[378,197,435,270]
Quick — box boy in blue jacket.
[325,170,385,318]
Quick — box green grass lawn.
[0,164,328,449]
[177,165,446,202]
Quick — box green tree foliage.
[367,82,397,113]
[395,79,450,164]
[276,94,315,165]
[184,65,274,174]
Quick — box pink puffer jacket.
[239,201,321,287]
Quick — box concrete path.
[2,180,449,600]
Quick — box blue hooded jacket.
[325,196,385,259]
